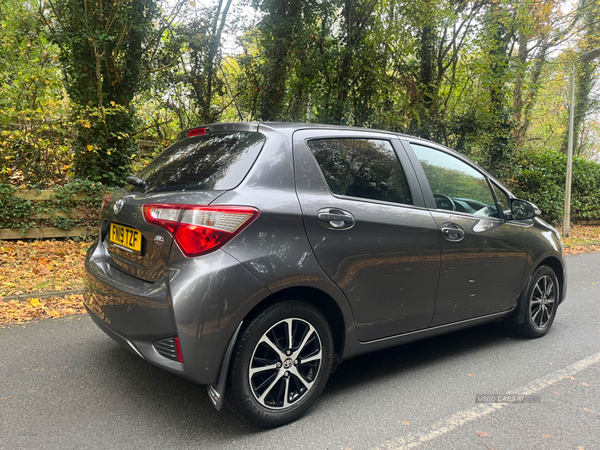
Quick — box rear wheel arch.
[239,286,346,359]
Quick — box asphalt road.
[1,253,600,450]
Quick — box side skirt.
[342,309,514,361]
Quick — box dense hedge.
[505,151,600,224]
[0,180,116,232]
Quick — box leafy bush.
[505,150,600,223]
[0,184,34,229]
[0,180,117,231]
[0,120,74,188]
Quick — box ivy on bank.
[0,180,117,232]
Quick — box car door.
[404,141,528,326]
[293,130,441,342]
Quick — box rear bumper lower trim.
[85,304,144,358]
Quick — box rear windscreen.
[128,132,265,193]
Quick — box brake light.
[187,127,207,137]
[100,195,112,214]
[142,204,259,257]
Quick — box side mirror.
[510,199,541,220]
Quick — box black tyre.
[226,301,334,427]
[514,266,559,338]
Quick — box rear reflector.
[174,336,183,363]
[143,204,259,257]
[153,336,183,363]
[187,127,207,137]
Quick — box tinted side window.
[412,144,499,218]
[128,132,265,193]
[307,138,413,205]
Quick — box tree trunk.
[258,0,301,121]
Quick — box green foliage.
[0,184,34,229]
[0,122,73,187]
[561,0,600,156]
[0,180,116,231]
[1,0,599,229]
[0,0,71,187]
[0,0,64,112]
[506,151,600,223]
[70,105,138,185]
[43,0,162,184]
[52,179,117,210]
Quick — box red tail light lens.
[100,195,112,214]
[177,206,258,256]
[142,204,259,257]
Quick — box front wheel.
[513,266,559,338]
[226,301,333,427]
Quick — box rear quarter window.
[129,132,265,193]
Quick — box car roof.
[177,121,513,197]
[181,121,469,158]
[181,121,421,141]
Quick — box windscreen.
[128,132,265,193]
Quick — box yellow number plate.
[109,223,142,252]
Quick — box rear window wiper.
[126,176,146,190]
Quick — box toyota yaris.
[84,122,566,427]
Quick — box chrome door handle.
[317,208,355,229]
[441,224,465,241]
[318,213,353,222]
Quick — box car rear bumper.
[84,240,185,376]
[84,239,269,385]
[84,303,185,374]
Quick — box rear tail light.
[142,204,259,257]
[143,204,182,234]
[100,195,112,214]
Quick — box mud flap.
[207,321,243,411]
[512,276,533,325]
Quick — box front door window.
[412,144,499,218]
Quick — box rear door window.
[129,132,265,193]
[307,138,413,205]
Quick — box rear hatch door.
[101,126,266,282]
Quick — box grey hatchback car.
[84,122,566,427]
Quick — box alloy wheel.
[249,318,322,409]
[530,275,556,328]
